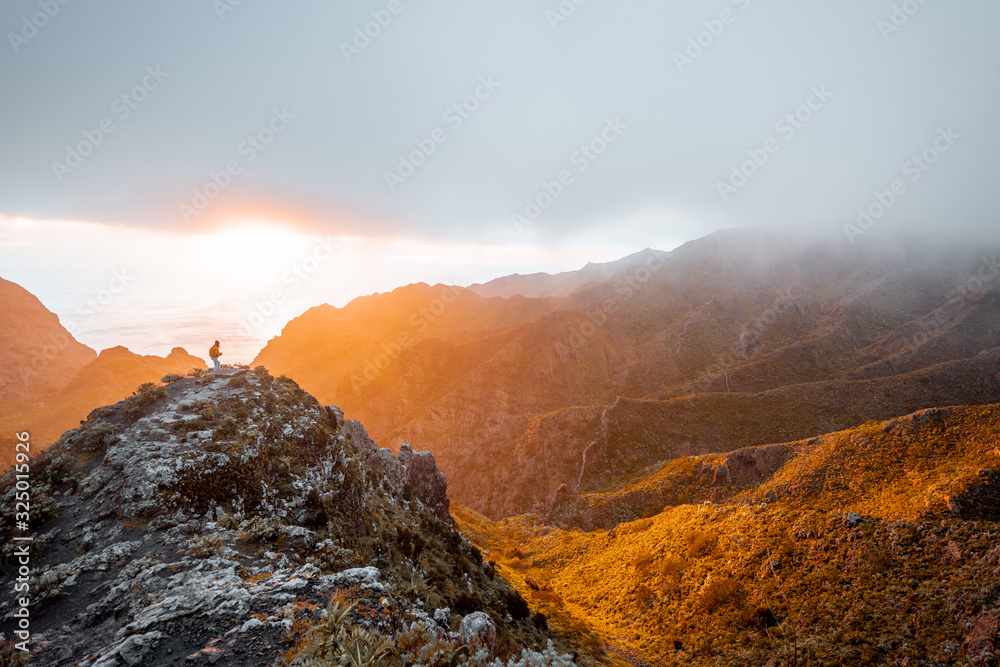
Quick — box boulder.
[458,611,496,648]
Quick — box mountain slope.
[0,276,95,404]
[253,282,562,409]
[457,404,1000,666]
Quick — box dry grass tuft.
[698,578,740,612]
[660,552,687,577]
[532,588,564,605]
[634,584,654,608]
[631,550,654,576]
[686,530,717,557]
[622,517,655,534]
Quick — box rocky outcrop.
[0,368,568,666]
[398,443,451,522]
[341,418,451,522]
[709,444,793,487]
[926,469,1000,520]
[965,605,1000,667]
[548,442,794,530]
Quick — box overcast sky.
[1,0,997,250]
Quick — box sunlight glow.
[0,215,667,361]
[203,222,308,262]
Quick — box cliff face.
[253,231,1000,519]
[0,368,574,666]
[0,277,95,404]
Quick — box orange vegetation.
[455,404,1000,666]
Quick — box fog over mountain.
[2,1,998,246]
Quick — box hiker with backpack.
[209,340,221,372]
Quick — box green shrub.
[213,416,240,441]
[186,535,227,559]
[172,418,208,436]
[74,424,118,453]
[198,405,218,420]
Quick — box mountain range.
[5,225,1000,665]
[251,228,1000,521]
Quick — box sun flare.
[207,221,305,256]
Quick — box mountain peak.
[469,247,670,299]
[0,276,96,403]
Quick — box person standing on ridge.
[209,340,221,372]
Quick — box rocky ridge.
[0,368,577,666]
